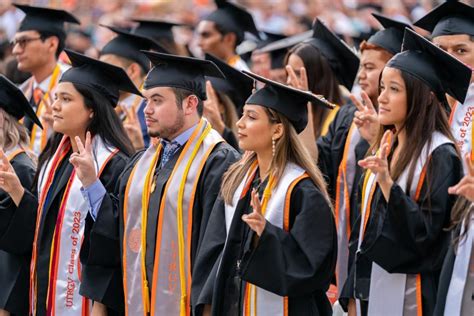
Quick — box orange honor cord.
[150,120,204,315]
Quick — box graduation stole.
[5,145,25,161]
[122,119,223,316]
[29,135,118,316]
[444,211,474,315]
[334,123,361,295]
[449,82,474,172]
[23,65,62,154]
[357,131,452,316]
[224,162,309,316]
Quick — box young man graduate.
[76,52,240,315]
[196,0,260,71]
[415,0,474,169]
[12,4,80,154]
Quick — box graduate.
[334,13,411,301]
[0,50,139,316]
[286,19,359,140]
[414,0,474,169]
[249,31,291,83]
[0,75,41,316]
[99,25,164,150]
[341,29,471,316]
[196,0,260,71]
[204,53,254,150]
[132,18,188,55]
[193,71,337,316]
[434,154,474,316]
[77,52,240,315]
[12,4,80,154]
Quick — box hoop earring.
[272,137,276,158]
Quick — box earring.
[272,137,276,157]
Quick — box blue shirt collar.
[161,123,198,147]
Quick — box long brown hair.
[0,108,31,151]
[369,69,459,194]
[285,43,342,139]
[449,197,473,252]
[220,107,331,208]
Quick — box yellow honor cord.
[177,123,212,316]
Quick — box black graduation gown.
[0,150,128,316]
[317,102,369,229]
[340,144,463,316]
[0,152,36,315]
[433,223,473,316]
[222,127,240,152]
[80,141,240,313]
[195,174,337,316]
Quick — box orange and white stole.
[224,162,309,316]
[29,135,118,316]
[449,82,474,171]
[357,131,452,316]
[122,119,223,316]
[334,123,361,295]
[23,65,62,154]
[5,145,26,162]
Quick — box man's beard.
[148,111,185,140]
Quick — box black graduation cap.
[60,50,142,108]
[205,53,254,110]
[100,25,166,72]
[0,75,42,128]
[368,13,412,55]
[132,19,186,41]
[414,0,474,37]
[255,30,313,69]
[242,71,335,133]
[304,20,360,90]
[387,28,471,104]
[141,51,225,100]
[256,32,287,49]
[14,4,80,38]
[203,0,260,44]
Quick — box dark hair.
[285,43,342,138]
[370,69,459,193]
[39,31,65,59]
[36,83,134,184]
[171,87,204,117]
[214,23,242,48]
[449,196,473,252]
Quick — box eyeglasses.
[11,37,42,49]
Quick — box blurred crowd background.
[1,0,473,81]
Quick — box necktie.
[160,141,180,167]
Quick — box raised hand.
[123,107,145,150]
[448,154,474,202]
[351,91,379,145]
[203,81,225,134]
[286,65,309,91]
[242,188,266,236]
[0,149,24,206]
[69,132,97,188]
[358,130,394,199]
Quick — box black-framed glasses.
[11,37,42,49]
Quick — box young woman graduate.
[434,153,474,316]
[340,29,471,316]
[192,71,337,316]
[0,49,139,316]
[285,19,359,160]
[0,75,42,316]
